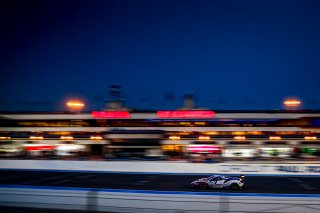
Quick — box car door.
[208,177,224,188]
[215,177,225,188]
[208,177,218,188]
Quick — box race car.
[191,175,245,190]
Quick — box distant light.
[269,136,281,140]
[177,132,191,135]
[169,136,181,140]
[304,136,317,140]
[194,122,206,125]
[283,100,301,106]
[187,145,222,153]
[157,110,215,119]
[90,136,103,140]
[66,100,85,110]
[60,136,73,140]
[205,131,219,135]
[30,136,43,140]
[67,102,84,107]
[234,136,246,140]
[283,98,301,109]
[92,111,130,118]
[232,131,246,135]
[247,131,263,135]
[0,137,11,140]
[66,100,85,112]
[198,136,210,140]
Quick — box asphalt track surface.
[0,170,319,194]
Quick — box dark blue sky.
[1,0,320,111]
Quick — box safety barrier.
[0,159,320,176]
[0,185,319,213]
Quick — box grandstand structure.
[0,110,320,160]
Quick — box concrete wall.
[0,159,320,175]
[0,186,319,213]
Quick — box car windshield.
[208,175,219,181]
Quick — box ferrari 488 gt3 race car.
[191,175,245,190]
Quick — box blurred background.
[1,0,320,212]
[0,90,319,162]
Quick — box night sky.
[1,0,320,111]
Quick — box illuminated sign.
[92,111,130,118]
[157,110,215,119]
[24,145,55,151]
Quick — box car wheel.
[230,183,240,190]
[199,182,207,190]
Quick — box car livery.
[191,175,245,190]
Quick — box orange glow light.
[0,137,11,140]
[304,136,317,140]
[205,131,219,135]
[66,101,85,109]
[169,136,181,140]
[283,99,301,106]
[269,136,281,140]
[234,136,246,140]
[90,136,103,140]
[232,131,246,135]
[30,136,43,140]
[198,136,210,140]
[60,136,73,140]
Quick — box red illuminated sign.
[157,110,215,119]
[24,145,55,151]
[92,111,130,119]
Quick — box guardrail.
[0,185,320,213]
[0,159,320,176]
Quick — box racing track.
[0,170,319,195]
